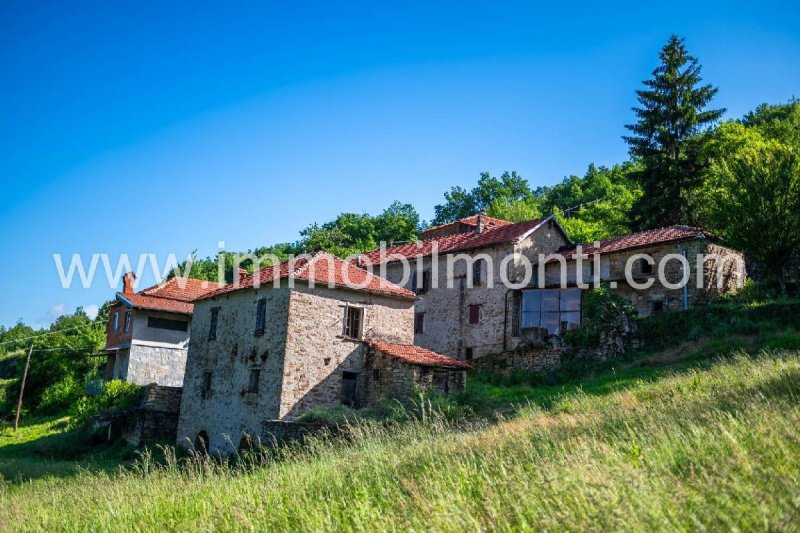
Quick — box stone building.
[176,252,468,454]
[105,273,218,386]
[361,216,746,362]
[535,225,747,328]
[360,214,572,361]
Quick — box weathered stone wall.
[126,344,187,387]
[280,285,414,419]
[114,385,183,446]
[176,285,291,455]
[362,348,467,406]
[541,239,746,317]
[381,219,570,361]
[469,343,562,374]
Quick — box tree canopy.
[624,35,725,229]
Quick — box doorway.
[341,371,359,407]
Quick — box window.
[254,298,266,335]
[472,260,483,286]
[247,369,260,393]
[468,304,481,324]
[414,312,425,334]
[147,316,188,331]
[372,369,381,381]
[464,347,474,360]
[342,305,363,339]
[230,343,238,358]
[208,308,219,340]
[588,262,595,278]
[652,301,664,314]
[201,372,212,399]
[124,311,132,333]
[112,312,119,332]
[640,258,654,275]
[412,270,432,294]
[520,288,582,335]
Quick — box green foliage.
[68,380,143,431]
[701,102,800,293]
[38,375,83,414]
[564,286,637,348]
[432,171,536,225]
[624,35,725,229]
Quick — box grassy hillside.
[1,347,799,531]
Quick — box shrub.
[565,285,637,348]
[38,375,84,414]
[68,380,142,431]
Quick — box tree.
[431,171,536,225]
[702,101,800,293]
[624,35,725,229]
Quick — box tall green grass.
[2,349,799,531]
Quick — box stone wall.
[469,342,562,374]
[280,284,414,418]
[177,281,415,455]
[381,218,570,360]
[126,344,188,387]
[115,385,183,447]
[176,285,292,455]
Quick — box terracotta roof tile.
[361,216,552,265]
[365,339,471,369]
[117,277,219,315]
[199,252,416,301]
[565,225,711,258]
[418,214,512,238]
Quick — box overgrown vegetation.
[67,380,143,431]
[2,349,799,530]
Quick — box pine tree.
[624,35,725,229]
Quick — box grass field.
[1,346,799,531]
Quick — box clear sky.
[1,0,798,328]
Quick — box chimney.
[476,213,485,234]
[122,272,136,294]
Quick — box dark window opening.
[231,343,238,358]
[472,260,483,286]
[414,312,425,334]
[372,369,381,381]
[468,304,481,324]
[201,372,212,400]
[124,311,132,333]
[465,347,474,360]
[208,308,219,340]
[341,371,359,407]
[247,369,260,393]
[343,306,363,339]
[433,372,449,393]
[652,301,664,314]
[113,312,119,332]
[147,316,189,331]
[255,298,266,335]
[412,270,432,294]
[640,258,654,275]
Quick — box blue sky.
[1,0,798,328]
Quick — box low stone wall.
[471,341,562,374]
[113,385,183,446]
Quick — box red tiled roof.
[365,339,472,369]
[565,225,711,258]
[117,277,220,315]
[361,216,552,265]
[419,214,512,238]
[199,252,416,301]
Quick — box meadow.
[1,345,799,531]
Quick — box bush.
[68,380,142,431]
[564,285,637,348]
[38,375,84,414]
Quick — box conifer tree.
[624,35,725,229]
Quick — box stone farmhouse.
[540,225,746,322]
[105,272,218,386]
[361,214,745,361]
[176,252,468,454]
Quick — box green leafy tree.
[624,35,725,229]
[703,103,800,293]
[432,171,536,225]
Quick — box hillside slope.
[1,348,799,531]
